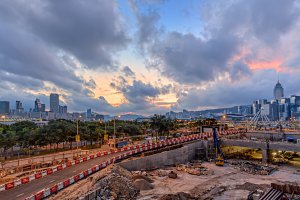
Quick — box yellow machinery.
[213,128,224,166]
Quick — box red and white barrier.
[3,130,244,198]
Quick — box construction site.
[46,132,300,200]
[1,114,300,200]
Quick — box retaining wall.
[119,140,208,171]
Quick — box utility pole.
[98,120,102,148]
[114,117,116,139]
[76,119,79,157]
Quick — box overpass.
[222,139,300,162]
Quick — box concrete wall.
[222,140,300,152]
[119,141,208,171]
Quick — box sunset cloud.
[1,0,300,114]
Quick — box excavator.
[212,127,224,166]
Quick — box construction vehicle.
[212,127,224,166]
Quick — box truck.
[116,141,128,148]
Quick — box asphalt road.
[0,151,126,200]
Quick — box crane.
[212,127,224,166]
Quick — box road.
[0,151,126,200]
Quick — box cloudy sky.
[1,0,300,115]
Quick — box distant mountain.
[103,114,145,121]
[119,114,145,121]
[165,105,252,119]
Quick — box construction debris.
[168,171,178,179]
[94,172,139,200]
[132,174,154,183]
[176,162,213,176]
[271,182,300,195]
[236,182,269,192]
[132,179,154,191]
[229,161,277,175]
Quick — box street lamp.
[113,115,121,139]
[76,119,80,157]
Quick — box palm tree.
[150,114,166,141]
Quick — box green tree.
[150,114,167,141]
[0,130,16,160]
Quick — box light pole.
[113,117,116,139]
[98,120,102,148]
[76,119,79,157]
[113,115,121,139]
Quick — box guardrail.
[0,130,243,199]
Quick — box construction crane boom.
[213,127,224,166]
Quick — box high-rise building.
[34,98,42,112]
[16,100,24,113]
[62,105,67,114]
[0,101,10,114]
[50,93,59,113]
[290,95,300,106]
[41,104,46,112]
[87,108,92,118]
[16,101,22,110]
[269,100,279,121]
[273,81,284,99]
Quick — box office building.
[87,108,92,118]
[63,106,67,114]
[41,104,46,112]
[58,105,68,114]
[34,98,42,112]
[16,100,24,113]
[50,93,59,113]
[0,101,10,114]
[274,81,284,99]
[290,95,300,106]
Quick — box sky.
[1,0,300,115]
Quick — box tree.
[85,122,98,147]
[0,130,16,160]
[11,121,37,150]
[150,114,167,141]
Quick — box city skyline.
[1,80,300,121]
[1,1,300,115]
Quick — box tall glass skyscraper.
[50,93,59,113]
[273,81,284,99]
[0,101,10,114]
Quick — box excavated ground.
[48,160,300,200]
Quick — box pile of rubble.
[176,162,213,176]
[80,165,156,200]
[271,182,300,195]
[229,161,277,175]
[95,173,139,200]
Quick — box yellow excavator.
[213,127,224,166]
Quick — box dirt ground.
[137,162,300,200]
[47,161,300,200]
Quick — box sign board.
[75,134,80,142]
[104,134,108,141]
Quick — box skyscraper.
[41,104,46,112]
[50,93,59,113]
[16,100,24,113]
[87,108,92,118]
[273,80,284,99]
[34,98,42,112]
[0,101,10,114]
